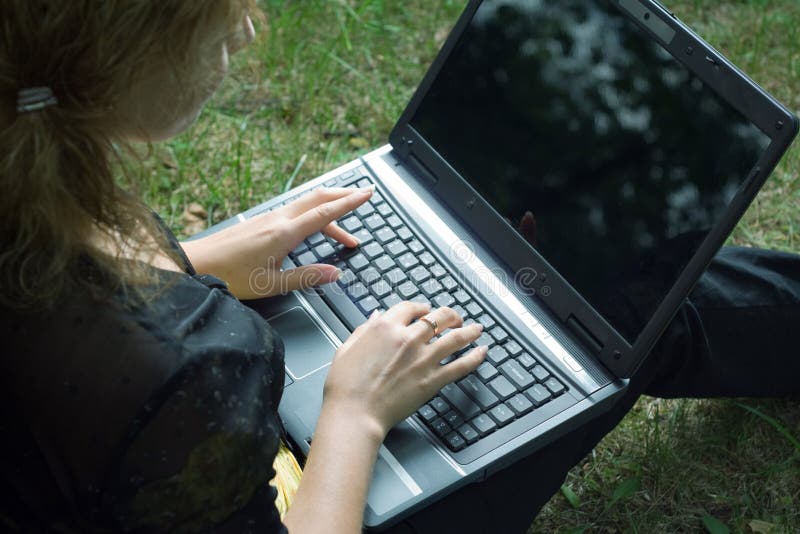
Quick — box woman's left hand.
[181,186,374,299]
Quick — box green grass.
[131,0,800,531]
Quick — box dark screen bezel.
[388,0,798,378]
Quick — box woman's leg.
[387,246,800,533]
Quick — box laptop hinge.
[407,153,439,186]
[566,315,603,355]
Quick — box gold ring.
[419,315,438,335]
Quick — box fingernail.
[333,268,342,281]
[475,323,484,331]
[358,185,374,195]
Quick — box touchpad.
[269,307,338,379]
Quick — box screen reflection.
[411,0,770,343]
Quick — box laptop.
[193,0,797,529]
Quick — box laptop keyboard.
[286,169,568,453]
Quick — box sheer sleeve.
[109,346,288,533]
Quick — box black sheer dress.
[0,242,288,532]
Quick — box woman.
[3,1,800,533]
[0,1,486,532]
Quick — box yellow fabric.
[270,441,303,518]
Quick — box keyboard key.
[382,293,402,309]
[397,253,419,270]
[477,314,496,329]
[357,296,380,315]
[532,365,550,382]
[357,177,371,188]
[362,241,384,260]
[545,377,566,396]
[508,394,534,416]
[337,269,357,287]
[453,290,471,305]
[397,227,413,242]
[465,302,483,317]
[443,411,464,428]
[517,352,537,369]
[359,266,382,285]
[341,216,362,233]
[296,251,317,266]
[371,280,392,299]
[504,340,523,356]
[377,203,393,217]
[386,240,408,257]
[459,375,499,410]
[444,432,466,451]
[430,396,450,414]
[411,294,431,307]
[429,263,447,278]
[387,215,403,229]
[420,279,444,298]
[291,241,309,257]
[440,383,481,418]
[525,384,552,407]
[352,228,374,245]
[500,360,535,389]
[397,281,419,299]
[475,332,496,349]
[433,292,455,308]
[364,214,385,231]
[347,253,369,272]
[470,414,497,437]
[347,282,369,301]
[457,423,480,445]
[375,227,397,244]
[409,266,431,284]
[488,375,516,400]
[430,418,451,438]
[452,305,467,319]
[374,255,396,273]
[489,326,509,344]
[314,242,335,259]
[369,191,384,205]
[486,346,510,366]
[440,276,458,292]
[476,361,499,381]
[408,240,425,254]
[489,403,515,427]
[307,232,326,246]
[419,251,435,266]
[384,268,407,286]
[355,203,375,218]
[417,404,437,423]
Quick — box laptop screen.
[409,0,771,343]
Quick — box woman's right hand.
[285,303,486,533]
[322,302,488,442]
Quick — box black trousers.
[389,246,800,533]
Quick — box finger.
[426,323,483,363]
[381,300,431,325]
[408,306,463,342]
[277,264,342,293]
[436,346,488,385]
[291,187,374,240]
[322,220,359,248]
[280,187,368,218]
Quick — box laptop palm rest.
[270,306,336,379]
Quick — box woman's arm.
[284,304,487,533]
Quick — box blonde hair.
[0,0,258,311]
